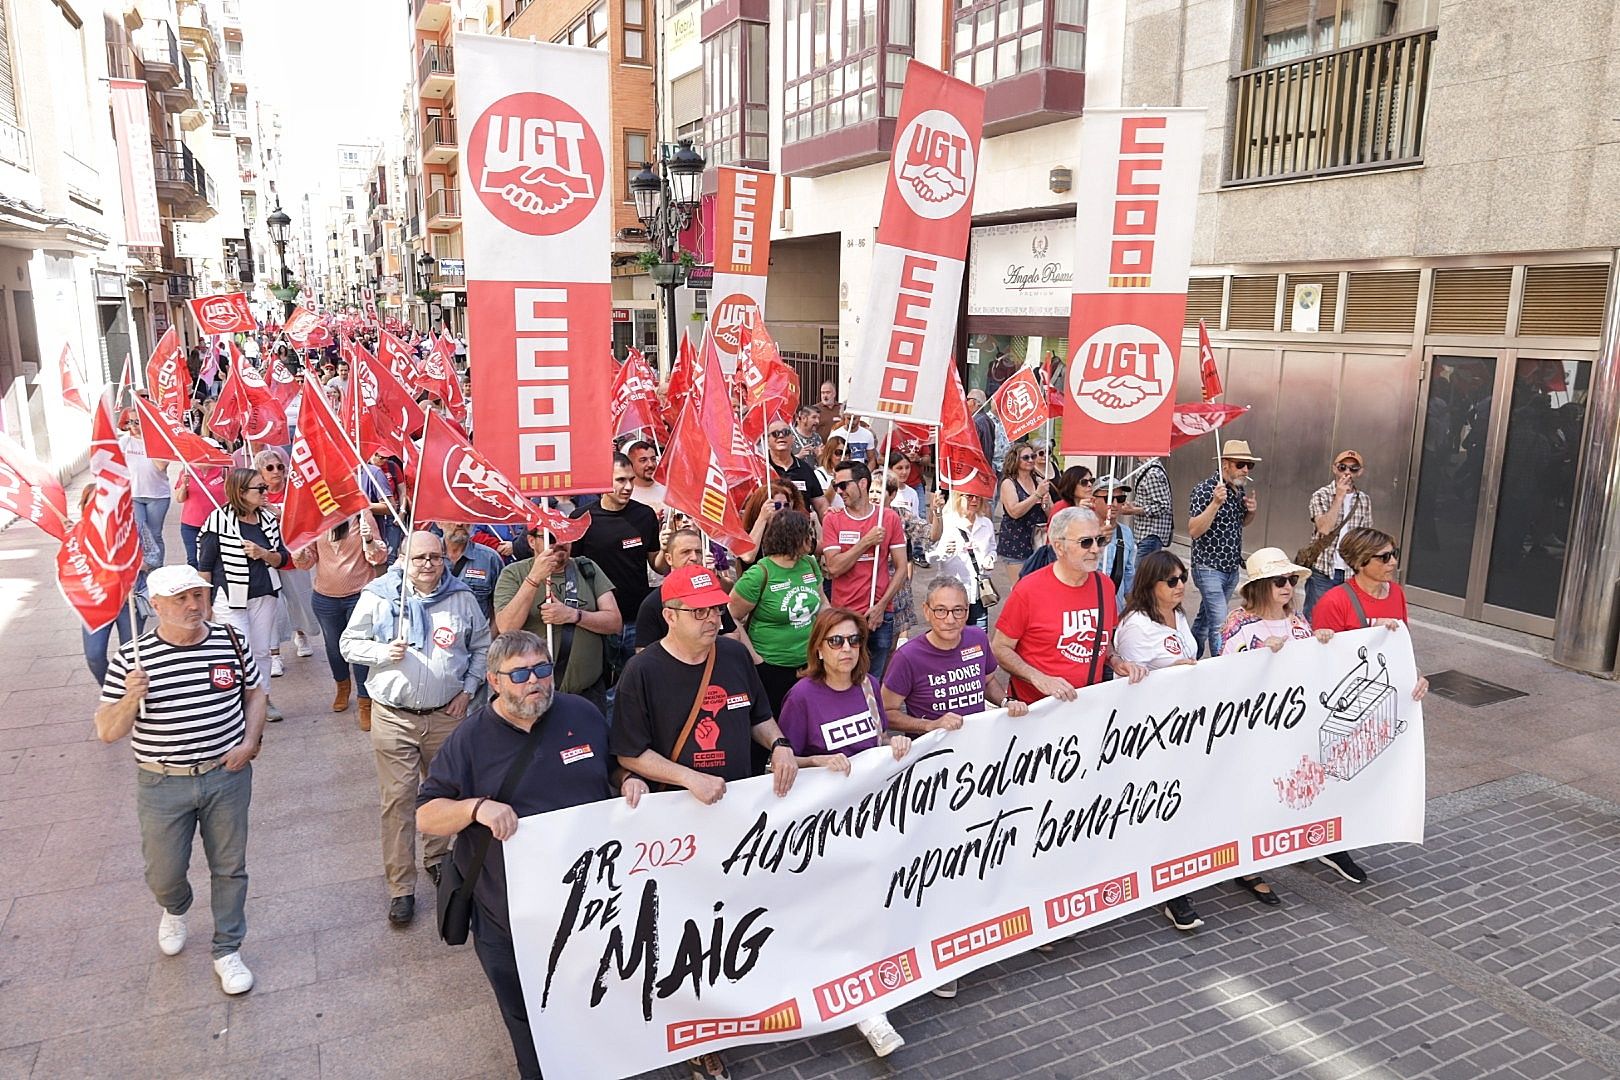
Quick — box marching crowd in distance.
[89,341,1429,1080]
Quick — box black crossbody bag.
[437,720,547,945]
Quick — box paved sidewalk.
[2,514,1620,1079]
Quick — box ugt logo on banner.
[711,293,759,365]
[895,109,975,218]
[468,93,605,234]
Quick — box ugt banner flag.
[1061,109,1204,457]
[56,390,143,632]
[457,33,614,496]
[846,61,984,425]
[706,167,775,376]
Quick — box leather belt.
[384,702,452,716]
[138,756,224,777]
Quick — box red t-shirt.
[996,565,1119,702]
[822,504,905,612]
[1310,578,1409,633]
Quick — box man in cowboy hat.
[1188,439,1261,658]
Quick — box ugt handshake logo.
[472,94,604,236]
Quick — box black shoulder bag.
[437,719,548,945]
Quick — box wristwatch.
[771,737,793,754]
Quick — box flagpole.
[397,441,424,643]
[316,379,413,542]
[868,419,893,612]
[540,496,554,661]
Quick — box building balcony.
[105,43,138,81]
[212,105,232,134]
[177,4,217,63]
[422,116,457,165]
[240,167,256,190]
[221,0,242,40]
[230,108,250,136]
[431,262,465,288]
[1227,27,1437,186]
[418,45,454,99]
[415,0,451,33]
[161,53,199,116]
[228,62,247,92]
[168,272,195,299]
[152,143,217,221]
[139,23,182,92]
[426,187,460,227]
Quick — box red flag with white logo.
[0,433,69,540]
[188,293,257,335]
[266,351,299,407]
[59,344,92,413]
[736,313,801,444]
[280,384,373,552]
[210,349,288,446]
[352,340,426,447]
[989,368,1049,441]
[611,347,666,441]
[846,62,985,424]
[663,330,698,430]
[660,390,757,557]
[55,390,143,632]
[704,167,775,376]
[687,328,762,502]
[1169,402,1249,449]
[1198,319,1222,403]
[415,411,589,541]
[283,305,322,346]
[377,329,421,386]
[938,365,995,497]
[415,335,465,424]
[145,327,190,424]
[133,394,232,468]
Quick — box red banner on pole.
[415,411,589,541]
[56,391,142,632]
[211,351,287,446]
[706,167,775,375]
[1169,402,1250,449]
[146,327,189,424]
[661,392,757,557]
[1198,319,1222,403]
[1061,110,1204,457]
[0,433,69,539]
[59,344,91,413]
[281,385,373,551]
[188,293,258,335]
[612,347,666,441]
[133,395,232,468]
[284,305,322,345]
[989,368,1049,441]
[458,34,614,496]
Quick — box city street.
[3,512,1619,1080]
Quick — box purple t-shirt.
[776,675,886,757]
[882,627,998,720]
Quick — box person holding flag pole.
[821,440,908,680]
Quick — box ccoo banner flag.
[846,61,984,425]
[1061,109,1204,457]
[457,33,614,496]
[706,167,776,376]
[507,628,1426,1079]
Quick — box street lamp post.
[266,202,293,319]
[417,251,436,333]
[630,139,705,376]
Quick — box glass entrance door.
[1405,354,1498,611]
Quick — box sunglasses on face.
[498,662,554,684]
[1100,493,1129,504]
[824,633,863,649]
[768,429,791,438]
[245,484,270,493]
[1370,549,1401,564]
[1272,576,1301,588]
[1060,534,1103,550]
[834,479,857,490]
[262,464,285,472]
[1336,464,1363,474]
[1161,573,1188,587]
[1230,461,1254,471]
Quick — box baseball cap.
[1091,475,1133,493]
[147,564,212,597]
[1333,449,1364,467]
[662,565,731,608]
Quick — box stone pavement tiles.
[4,516,1620,1078]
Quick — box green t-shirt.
[733,555,823,668]
[492,555,607,694]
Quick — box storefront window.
[966,333,1067,408]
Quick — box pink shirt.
[177,468,229,528]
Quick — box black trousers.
[473,906,543,1080]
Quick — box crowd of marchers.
[89,349,1428,1080]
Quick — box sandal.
[1238,875,1281,906]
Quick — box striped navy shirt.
[101,624,258,766]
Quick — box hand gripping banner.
[1061,109,1204,457]
[706,167,775,376]
[846,61,984,424]
[506,628,1425,1079]
[457,33,614,496]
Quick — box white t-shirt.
[120,433,172,500]
[1114,609,1198,670]
[890,484,919,519]
[831,424,876,460]
[629,480,667,517]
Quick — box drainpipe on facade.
[1551,253,1620,677]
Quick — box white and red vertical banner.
[56,391,143,632]
[457,34,614,496]
[110,80,163,249]
[1062,109,1204,457]
[706,167,775,376]
[146,327,190,424]
[846,62,984,424]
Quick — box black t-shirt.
[634,582,738,651]
[610,637,772,782]
[771,456,825,503]
[570,500,660,621]
[417,696,614,934]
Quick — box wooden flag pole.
[867,420,894,611]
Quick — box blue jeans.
[603,622,636,723]
[1304,569,1345,622]
[82,607,135,685]
[1136,534,1166,559]
[1191,565,1240,659]
[132,497,170,565]
[311,591,369,697]
[136,762,252,958]
[180,523,202,568]
[868,609,896,680]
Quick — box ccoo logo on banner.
[705,168,775,375]
[1061,109,1205,457]
[458,34,614,496]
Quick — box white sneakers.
[269,655,285,677]
[855,1014,905,1058]
[158,911,187,956]
[292,630,313,657]
[931,978,959,1000]
[213,951,254,995]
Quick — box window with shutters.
[0,0,25,171]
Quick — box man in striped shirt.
[95,564,267,996]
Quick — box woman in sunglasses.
[814,436,848,510]
[1218,548,1334,657]
[997,444,1052,579]
[775,606,912,1060]
[254,448,318,675]
[729,510,822,716]
[198,468,293,721]
[1115,551,1199,672]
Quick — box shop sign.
[968,220,1075,318]
[612,308,631,322]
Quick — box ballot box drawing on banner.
[1319,648,1401,780]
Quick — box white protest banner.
[508,628,1425,1079]
[457,34,614,496]
[1062,108,1204,457]
[707,166,775,376]
[845,61,984,424]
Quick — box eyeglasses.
[771,500,788,510]
[262,464,285,472]
[409,553,445,564]
[1100,493,1129,504]
[1272,576,1301,588]
[1229,461,1254,471]
[1161,573,1188,587]
[1057,534,1103,549]
[824,633,863,649]
[1370,549,1401,564]
[1336,463,1363,474]
[833,479,856,490]
[497,662,554,684]
[667,604,722,619]
[928,605,969,619]
[245,484,270,493]
[1018,455,1035,462]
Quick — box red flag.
[377,329,421,387]
[210,350,288,446]
[55,390,142,631]
[351,342,426,455]
[133,395,232,468]
[1169,403,1250,449]
[145,327,190,424]
[1198,320,1223,403]
[414,412,589,540]
[59,344,91,413]
[280,384,373,551]
[612,348,667,441]
[188,293,257,335]
[936,366,995,497]
[416,335,464,422]
[0,433,69,540]
[266,351,299,407]
[663,330,698,428]
[736,313,801,445]
[660,389,757,557]
[692,329,762,501]
[990,368,1050,441]
[283,305,322,345]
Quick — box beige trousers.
[370,701,462,897]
